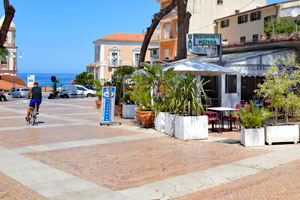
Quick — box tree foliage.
[256,53,300,124]
[74,72,94,85]
[265,18,297,37]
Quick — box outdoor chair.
[222,104,242,131]
[205,111,220,133]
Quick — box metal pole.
[218,34,223,66]
[109,87,111,123]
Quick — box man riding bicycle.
[26,81,42,122]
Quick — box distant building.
[0,16,18,76]
[215,0,300,45]
[93,31,159,81]
[156,0,267,60]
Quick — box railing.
[1,64,8,69]
[160,31,178,40]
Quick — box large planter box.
[175,115,208,140]
[155,112,166,132]
[240,127,265,147]
[265,125,299,145]
[122,104,136,119]
[165,113,175,137]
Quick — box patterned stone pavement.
[0,97,300,199]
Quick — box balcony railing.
[160,31,178,40]
[1,64,8,69]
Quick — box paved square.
[0,98,300,200]
[26,137,269,191]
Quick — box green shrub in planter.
[237,101,273,129]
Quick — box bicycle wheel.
[28,110,33,125]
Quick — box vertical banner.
[100,86,116,123]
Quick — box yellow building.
[215,0,300,44]
[156,0,267,60]
[92,32,159,81]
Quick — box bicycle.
[28,101,38,126]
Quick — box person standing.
[0,88,7,101]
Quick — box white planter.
[265,125,299,145]
[175,115,208,140]
[122,104,137,119]
[155,112,166,132]
[240,127,265,147]
[165,113,175,137]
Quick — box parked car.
[84,85,94,90]
[60,85,96,98]
[11,88,29,98]
[81,85,96,97]
[8,88,15,95]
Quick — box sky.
[0,0,287,74]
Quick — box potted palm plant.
[94,80,102,108]
[166,73,209,140]
[237,101,273,147]
[256,54,300,145]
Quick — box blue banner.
[100,87,116,123]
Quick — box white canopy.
[163,59,239,76]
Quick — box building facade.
[93,32,159,81]
[157,0,267,60]
[0,16,18,76]
[215,0,300,44]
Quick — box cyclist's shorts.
[29,100,42,108]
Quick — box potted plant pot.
[135,110,141,124]
[240,127,265,147]
[155,112,167,132]
[165,113,175,137]
[139,111,155,127]
[114,104,123,117]
[95,100,101,109]
[265,125,299,145]
[122,104,137,119]
[175,115,208,140]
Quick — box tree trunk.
[138,0,177,69]
[0,0,15,47]
[176,0,191,60]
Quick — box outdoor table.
[207,107,238,133]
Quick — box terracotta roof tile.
[99,33,145,42]
[0,75,27,86]
[0,80,27,90]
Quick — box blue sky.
[0,0,286,73]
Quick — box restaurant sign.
[187,33,221,56]
[194,34,221,46]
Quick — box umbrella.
[163,59,238,76]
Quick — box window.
[250,11,261,21]
[164,49,170,59]
[153,49,157,56]
[109,47,120,67]
[253,34,259,42]
[222,39,228,45]
[111,52,119,66]
[134,53,140,66]
[164,24,170,39]
[217,0,223,5]
[221,19,229,28]
[238,14,248,24]
[240,36,246,43]
[1,56,8,69]
[225,75,237,93]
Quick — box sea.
[17,73,77,87]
